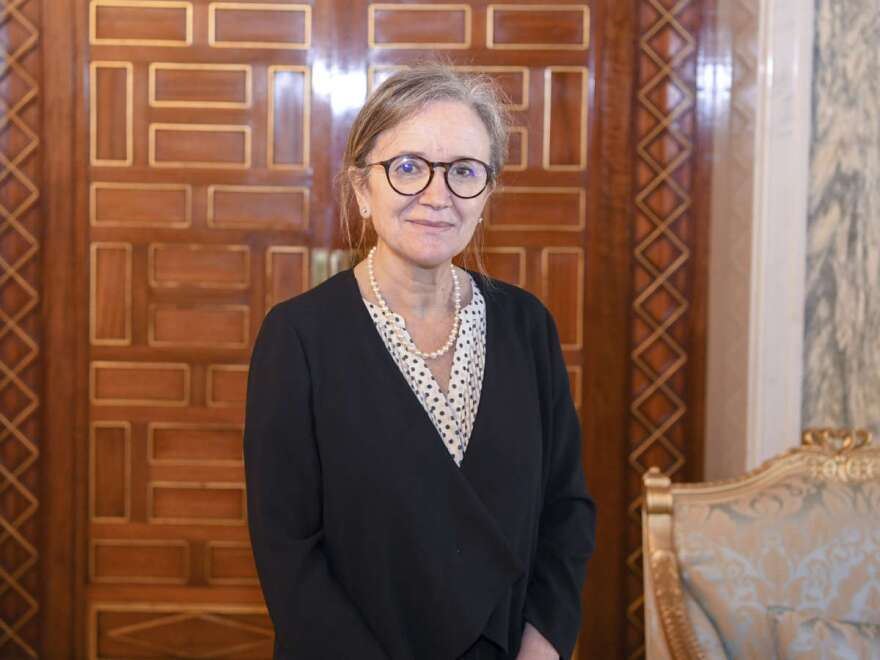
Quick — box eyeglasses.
[365,154,493,199]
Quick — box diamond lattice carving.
[628,0,698,657]
[94,608,273,659]
[0,0,41,656]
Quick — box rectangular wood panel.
[209,2,311,49]
[542,247,585,350]
[369,3,471,49]
[486,187,586,231]
[149,62,251,108]
[149,123,251,169]
[148,244,250,289]
[90,540,189,584]
[90,242,131,345]
[148,423,244,465]
[91,362,190,406]
[149,305,250,348]
[90,62,132,166]
[544,67,588,171]
[148,482,246,524]
[207,185,309,230]
[487,4,590,50]
[268,66,310,169]
[91,182,191,228]
[90,422,131,521]
[90,0,193,47]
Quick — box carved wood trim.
[0,0,41,655]
[628,0,706,656]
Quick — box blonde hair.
[338,63,511,274]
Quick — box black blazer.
[244,269,596,660]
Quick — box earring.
[361,207,369,217]
[478,216,483,224]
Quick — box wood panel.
[25,0,712,657]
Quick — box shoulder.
[262,270,355,337]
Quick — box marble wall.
[804,0,880,437]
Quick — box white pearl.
[368,246,461,360]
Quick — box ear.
[348,165,370,210]
[486,179,497,196]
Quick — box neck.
[369,243,454,320]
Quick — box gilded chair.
[642,428,880,659]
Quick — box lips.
[406,219,454,229]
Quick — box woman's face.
[353,100,493,269]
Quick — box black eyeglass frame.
[364,154,494,200]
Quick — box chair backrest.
[643,428,880,659]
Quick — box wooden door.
[9,1,710,658]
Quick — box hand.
[515,622,559,660]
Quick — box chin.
[397,240,464,270]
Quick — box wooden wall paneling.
[1,0,42,655]
[78,0,325,656]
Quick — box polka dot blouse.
[362,274,487,467]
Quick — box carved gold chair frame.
[641,428,879,660]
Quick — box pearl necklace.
[367,246,461,360]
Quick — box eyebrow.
[389,150,483,162]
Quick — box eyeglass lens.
[386,155,489,198]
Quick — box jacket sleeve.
[523,309,598,660]
[243,306,389,659]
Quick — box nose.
[419,165,453,209]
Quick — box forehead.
[372,100,491,161]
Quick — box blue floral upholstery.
[673,475,880,658]
[768,606,880,659]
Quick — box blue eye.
[392,157,425,177]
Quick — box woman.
[244,65,596,660]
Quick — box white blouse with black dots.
[362,274,486,467]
